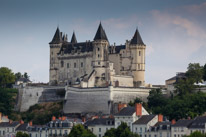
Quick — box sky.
[0,0,206,84]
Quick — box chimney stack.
[9,120,13,124]
[118,103,127,112]
[135,103,142,116]
[52,116,56,121]
[158,114,163,122]
[59,117,62,120]
[62,116,66,121]
[20,120,24,125]
[171,119,176,125]
[82,117,86,123]
[29,121,32,126]
[0,112,2,122]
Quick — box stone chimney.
[62,116,66,121]
[52,116,56,121]
[118,103,127,112]
[20,120,24,125]
[59,117,62,120]
[0,112,2,122]
[171,119,176,125]
[29,121,32,126]
[158,114,163,122]
[82,117,86,123]
[135,103,142,116]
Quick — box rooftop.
[133,115,156,125]
[115,106,135,116]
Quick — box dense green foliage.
[19,102,63,125]
[15,72,30,80]
[68,124,96,137]
[147,89,206,120]
[0,67,15,88]
[128,97,148,111]
[0,88,18,115]
[104,122,140,137]
[203,64,206,81]
[186,63,204,83]
[16,132,29,137]
[183,131,206,137]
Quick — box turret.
[71,31,77,44]
[130,28,146,87]
[92,23,109,87]
[49,27,63,85]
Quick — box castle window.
[98,48,100,51]
[51,52,53,55]
[139,51,141,56]
[61,61,64,68]
[98,62,100,65]
[67,63,69,68]
[81,62,83,67]
[98,54,100,58]
[74,63,76,68]
[138,64,140,70]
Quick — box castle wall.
[16,86,65,112]
[63,87,111,114]
[63,86,151,114]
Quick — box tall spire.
[94,22,108,41]
[49,27,63,44]
[71,31,77,44]
[130,28,144,45]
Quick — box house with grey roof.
[147,121,171,137]
[114,104,149,130]
[0,121,20,137]
[85,117,114,137]
[132,115,158,137]
[171,119,194,137]
[188,116,206,135]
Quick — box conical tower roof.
[71,32,77,44]
[130,28,144,45]
[94,23,108,41]
[49,27,63,44]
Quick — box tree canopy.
[0,67,15,88]
[68,124,96,137]
[16,132,29,137]
[203,64,206,81]
[186,63,204,83]
[104,122,139,137]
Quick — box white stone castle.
[49,23,146,88]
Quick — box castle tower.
[92,23,109,87]
[130,28,146,87]
[71,31,77,43]
[49,27,63,85]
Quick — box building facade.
[49,23,146,88]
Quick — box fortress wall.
[63,87,111,114]
[16,86,65,112]
[110,86,151,103]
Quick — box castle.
[49,23,146,88]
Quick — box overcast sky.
[0,0,206,84]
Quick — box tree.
[68,124,96,137]
[23,72,29,80]
[203,64,206,81]
[147,89,168,114]
[104,122,139,137]
[16,132,29,137]
[0,67,15,88]
[175,79,196,96]
[15,72,22,80]
[188,131,206,137]
[186,63,203,83]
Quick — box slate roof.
[48,118,82,128]
[94,23,108,41]
[130,28,144,45]
[85,118,114,126]
[115,106,135,116]
[109,45,126,54]
[172,119,194,127]
[150,121,171,131]
[16,123,28,131]
[71,32,77,44]
[50,27,63,44]
[133,115,156,125]
[17,77,31,83]
[189,116,206,129]
[0,122,19,127]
